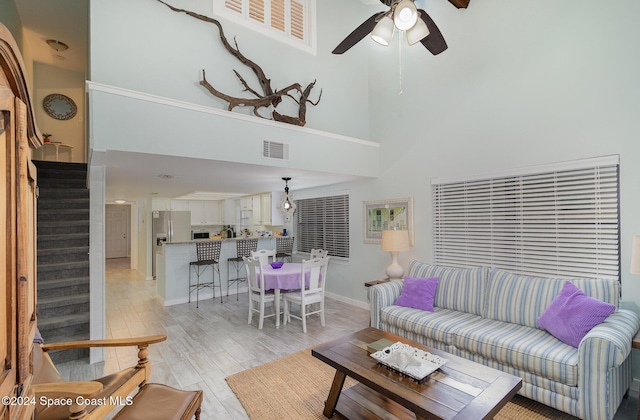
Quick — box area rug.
[226,347,578,420]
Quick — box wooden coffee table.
[312,327,522,419]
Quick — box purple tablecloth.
[260,263,305,290]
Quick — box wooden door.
[106,205,129,258]
[0,87,18,420]
[1,22,44,420]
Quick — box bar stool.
[189,241,222,308]
[227,238,258,300]
[275,236,294,262]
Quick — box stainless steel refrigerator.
[152,210,191,278]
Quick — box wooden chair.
[310,248,328,259]
[252,249,276,267]
[31,334,202,420]
[244,257,278,329]
[282,257,329,333]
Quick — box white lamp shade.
[381,230,410,252]
[393,0,418,31]
[406,15,430,45]
[370,15,395,46]
[631,235,640,275]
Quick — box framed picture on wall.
[363,197,414,245]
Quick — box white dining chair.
[310,248,328,259]
[252,249,276,267]
[244,256,278,329]
[282,256,329,333]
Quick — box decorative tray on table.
[370,342,447,381]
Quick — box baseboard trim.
[325,291,369,310]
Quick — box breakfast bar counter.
[156,237,276,306]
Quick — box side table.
[364,279,390,302]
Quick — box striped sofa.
[369,260,640,420]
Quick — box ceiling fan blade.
[332,12,384,55]
[417,10,448,55]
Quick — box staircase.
[34,161,90,363]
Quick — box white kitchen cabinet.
[151,198,171,211]
[251,195,262,225]
[241,196,253,210]
[261,193,271,225]
[170,199,190,211]
[223,199,237,224]
[189,200,222,225]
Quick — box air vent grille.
[262,140,290,160]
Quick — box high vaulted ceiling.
[14,0,375,200]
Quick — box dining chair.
[227,238,259,300]
[244,256,278,329]
[282,256,329,333]
[310,248,328,259]
[275,236,295,262]
[252,249,276,267]
[189,241,222,308]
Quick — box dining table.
[259,262,309,328]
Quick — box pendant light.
[280,177,297,219]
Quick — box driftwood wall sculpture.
[157,0,321,126]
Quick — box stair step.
[38,265,90,282]
[38,246,89,265]
[34,160,90,364]
[38,277,90,297]
[38,209,89,222]
[38,313,90,337]
[38,233,89,249]
[38,198,90,210]
[38,220,89,235]
[38,294,90,318]
[37,260,89,273]
[38,188,89,200]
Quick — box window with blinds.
[432,156,621,281]
[295,194,349,259]
[218,0,312,49]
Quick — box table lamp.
[381,230,410,280]
[632,235,640,275]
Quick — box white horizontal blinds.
[290,0,305,40]
[296,194,349,258]
[224,0,306,42]
[225,0,243,14]
[432,158,620,280]
[271,0,285,32]
[249,0,265,23]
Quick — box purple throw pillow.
[394,277,439,312]
[537,281,615,348]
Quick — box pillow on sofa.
[537,281,616,347]
[394,277,439,312]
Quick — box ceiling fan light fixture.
[393,0,418,31]
[370,15,395,46]
[406,14,430,45]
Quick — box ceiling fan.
[332,0,451,56]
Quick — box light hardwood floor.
[54,258,638,420]
[54,258,371,419]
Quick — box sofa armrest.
[578,309,640,420]
[579,309,640,367]
[369,281,403,329]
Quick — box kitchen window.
[214,0,316,53]
[295,193,349,259]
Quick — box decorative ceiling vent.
[263,140,290,160]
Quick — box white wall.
[33,62,86,162]
[89,0,371,139]
[298,0,640,382]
